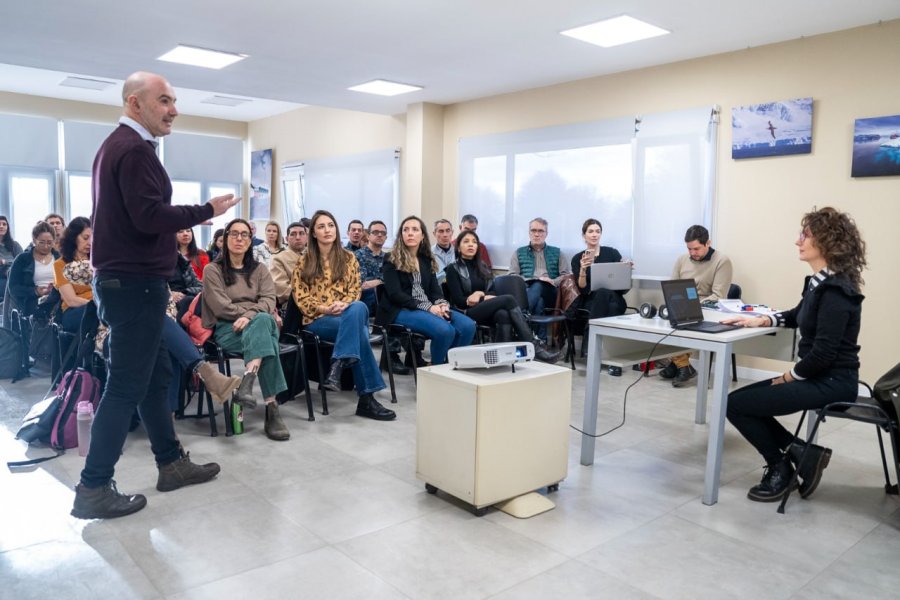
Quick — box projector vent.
[484,350,499,365]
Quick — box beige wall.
[247,105,405,223]
[439,20,900,381]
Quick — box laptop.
[659,279,741,333]
[589,262,632,291]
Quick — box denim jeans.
[726,367,858,464]
[525,281,557,339]
[162,317,203,412]
[214,313,287,399]
[306,301,385,396]
[80,275,180,488]
[393,307,476,365]
[60,303,87,332]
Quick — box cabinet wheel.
[547,483,559,493]
[425,483,438,494]
[472,506,488,517]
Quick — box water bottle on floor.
[76,401,94,457]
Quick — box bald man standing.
[71,72,240,520]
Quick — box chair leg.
[296,344,315,422]
[887,427,900,495]
[566,323,575,371]
[778,411,816,514]
[201,384,218,437]
[312,339,329,415]
[731,354,738,382]
[406,332,418,384]
[380,335,397,403]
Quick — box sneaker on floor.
[71,480,147,519]
[671,365,697,387]
[157,452,221,492]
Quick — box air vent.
[59,76,116,91]
[200,95,252,107]
[484,350,499,365]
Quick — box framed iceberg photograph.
[731,97,813,159]
[250,148,273,220]
[851,114,900,178]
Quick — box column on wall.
[403,102,444,224]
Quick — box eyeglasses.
[369,230,388,236]
[529,229,547,234]
[228,231,251,240]
[798,230,810,243]
[35,240,55,247]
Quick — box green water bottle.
[231,402,244,435]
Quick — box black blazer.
[375,256,445,326]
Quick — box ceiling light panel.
[561,15,669,48]
[59,76,116,91]
[158,45,248,69]
[348,79,423,96]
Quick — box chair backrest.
[874,362,900,424]
[727,283,742,300]
[492,275,528,311]
[281,298,302,337]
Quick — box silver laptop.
[589,262,632,291]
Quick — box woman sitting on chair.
[571,218,629,320]
[53,217,94,332]
[177,227,209,281]
[723,207,866,503]
[375,216,476,366]
[201,218,290,441]
[292,210,395,421]
[445,230,559,363]
[6,222,58,319]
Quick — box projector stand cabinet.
[416,362,571,516]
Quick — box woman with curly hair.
[375,215,476,366]
[723,207,867,502]
[53,217,94,332]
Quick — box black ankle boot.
[356,393,396,421]
[747,457,796,502]
[323,359,344,392]
[788,441,832,498]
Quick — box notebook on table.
[589,262,632,291]
[660,279,741,334]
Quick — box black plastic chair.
[778,379,900,514]
[492,274,575,370]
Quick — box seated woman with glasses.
[53,217,94,332]
[201,218,290,441]
[6,222,59,325]
[375,215,476,366]
[571,218,630,320]
[292,210,395,421]
[445,229,559,363]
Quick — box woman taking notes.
[292,210,395,421]
[724,207,866,502]
[571,218,629,320]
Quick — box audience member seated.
[570,218,629,320]
[167,249,203,321]
[431,219,456,284]
[354,220,409,375]
[292,210,395,421]
[0,215,24,297]
[176,227,209,281]
[344,219,365,252]
[44,213,65,253]
[445,230,559,363]
[458,214,491,268]
[201,218,290,441]
[270,221,307,306]
[53,217,94,332]
[375,216,476,366]
[5,222,58,324]
[252,220,285,267]
[162,294,241,413]
[207,228,224,263]
[507,217,570,341]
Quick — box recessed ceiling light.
[561,15,669,48]
[158,44,248,70]
[200,95,252,107]
[59,76,116,91]
[348,79,423,96]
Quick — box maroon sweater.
[91,124,213,279]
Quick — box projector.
[447,342,534,370]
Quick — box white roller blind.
[63,121,116,172]
[164,132,243,183]
[0,112,59,169]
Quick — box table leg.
[695,350,710,424]
[580,328,603,466]
[703,343,732,505]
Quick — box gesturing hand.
[208,194,242,217]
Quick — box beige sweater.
[201,261,276,328]
[671,249,733,302]
[270,248,303,305]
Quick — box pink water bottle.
[76,401,94,457]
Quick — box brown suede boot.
[196,362,242,404]
[232,371,258,409]
[265,403,290,441]
[156,450,221,492]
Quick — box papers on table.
[716,299,778,316]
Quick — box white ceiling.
[0,1,898,122]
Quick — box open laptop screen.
[660,279,704,326]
